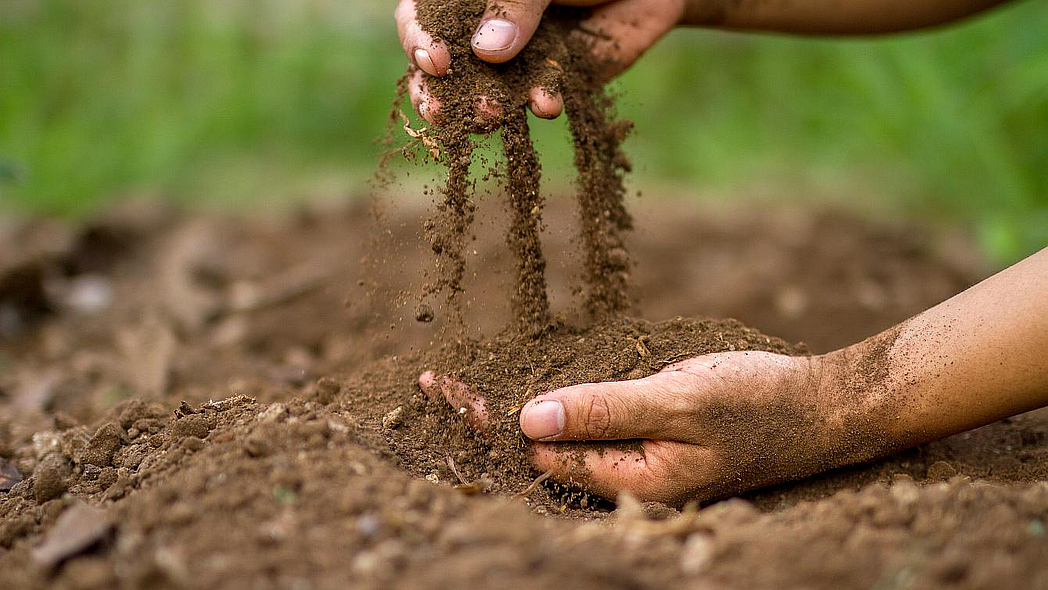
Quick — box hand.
[420,344,898,506]
[520,351,852,505]
[395,0,686,124]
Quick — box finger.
[418,370,442,403]
[441,376,489,430]
[471,0,553,64]
[530,440,711,504]
[527,87,563,119]
[573,0,683,80]
[418,371,490,430]
[408,69,441,124]
[395,0,451,76]
[519,370,697,442]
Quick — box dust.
[402,0,633,330]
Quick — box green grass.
[1,0,1046,262]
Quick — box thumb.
[519,372,692,441]
[471,0,552,63]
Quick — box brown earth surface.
[2,194,1047,590]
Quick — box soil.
[388,315,804,510]
[2,196,1046,590]
[402,0,632,328]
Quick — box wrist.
[814,334,910,466]
[679,0,735,27]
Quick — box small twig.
[505,401,527,417]
[657,353,693,367]
[445,455,467,485]
[514,469,554,498]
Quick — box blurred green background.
[1,0,1046,262]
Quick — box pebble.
[382,406,405,430]
[258,403,289,424]
[244,434,275,458]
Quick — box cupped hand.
[396,0,686,124]
[419,347,894,506]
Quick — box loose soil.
[401,0,632,328]
[2,197,1046,590]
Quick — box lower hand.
[420,345,891,505]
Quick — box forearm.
[838,248,1048,448]
[681,0,1014,35]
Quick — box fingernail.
[413,48,437,75]
[521,400,564,440]
[472,19,516,52]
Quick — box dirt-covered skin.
[6,199,1047,589]
[394,315,806,508]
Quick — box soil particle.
[406,0,634,328]
[168,414,213,441]
[33,453,73,503]
[79,423,124,468]
[927,460,959,480]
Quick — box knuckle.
[578,393,614,439]
[640,442,693,504]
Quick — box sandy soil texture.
[1,196,1045,590]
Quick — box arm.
[512,247,1048,504]
[397,0,1019,124]
[684,0,1014,35]
[873,246,1048,445]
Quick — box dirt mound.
[374,316,803,509]
[4,198,1045,589]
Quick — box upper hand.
[395,0,686,124]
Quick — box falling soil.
[406,0,632,329]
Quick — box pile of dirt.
[5,199,1045,590]
[373,316,803,509]
[402,0,632,329]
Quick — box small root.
[514,469,554,498]
[445,454,467,485]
